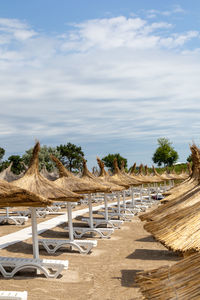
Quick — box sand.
[0,203,180,300]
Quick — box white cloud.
[0,15,199,165]
[145,5,186,19]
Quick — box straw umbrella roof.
[129,162,136,176]
[12,142,81,202]
[0,179,52,207]
[140,172,200,222]
[51,155,112,194]
[96,157,125,191]
[146,166,164,183]
[0,163,23,182]
[111,158,141,186]
[40,165,59,181]
[96,157,129,189]
[131,164,155,183]
[130,164,146,182]
[80,159,112,193]
[120,160,142,185]
[144,199,200,253]
[136,252,200,299]
[139,146,200,222]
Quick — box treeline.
[0,142,84,174]
[0,137,189,175]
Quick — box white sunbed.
[15,209,47,218]
[81,217,124,229]
[64,225,114,238]
[0,256,68,279]
[0,216,28,226]
[97,211,134,221]
[0,291,27,300]
[39,238,97,255]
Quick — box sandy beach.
[0,203,180,300]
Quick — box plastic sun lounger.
[0,256,68,279]
[0,291,27,300]
[81,217,124,229]
[64,226,114,238]
[39,239,97,255]
[0,216,28,226]
[15,209,47,218]
[97,211,134,221]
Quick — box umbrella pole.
[88,194,94,229]
[67,202,74,242]
[140,185,143,201]
[156,182,159,198]
[123,190,126,210]
[30,207,39,260]
[6,207,9,218]
[131,187,135,206]
[148,184,151,200]
[104,193,108,222]
[117,192,120,214]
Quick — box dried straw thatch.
[80,159,112,193]
[96,157,125,191]
[0,179,52,207]
[120,160,142,185]
[144,199,200,253]
[0,163,24,182]
[51,155,112,193]
[129,162,136,176]
[136,252,200,300]
[162,145,198,198]
[140,145,200,221]
[133,164,151,183]
[12,142,81,202]
[110,158,141,187]
[40,165,59,181]
[140,180,200,222]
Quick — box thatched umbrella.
[0,179,53,260]
[136,252,200,299]
[40,165,59,181]
[96,158,138,218]
[162,145,199,199]
[51,156,114,238]
[12,142,81,202]
[96,157,125,192]
[120,160,143,185]
[51,155,112,194]
[144,198,200,253]
[96,158,129,189]
[111,158,141,186]
[0,179,51,208]
[0,163,23,182]
[139,145,200,222]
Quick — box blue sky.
[1,1,200,168]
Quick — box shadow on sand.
[126,248,180,261]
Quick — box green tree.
[102,153,127,172]
[57,142,84,172]
[8,155,24,174]
[0,147,5,161]
[187,154,192,163]
[22,145,61,171]
[152,138,179,167]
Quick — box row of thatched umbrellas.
[136,144,200,299]
[0,141,188,277]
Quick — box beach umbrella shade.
[0,163,24,182]
[12,142,81,202]
[0,179,53,259]
[136,252,200,299]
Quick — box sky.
[0,0,200,169]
